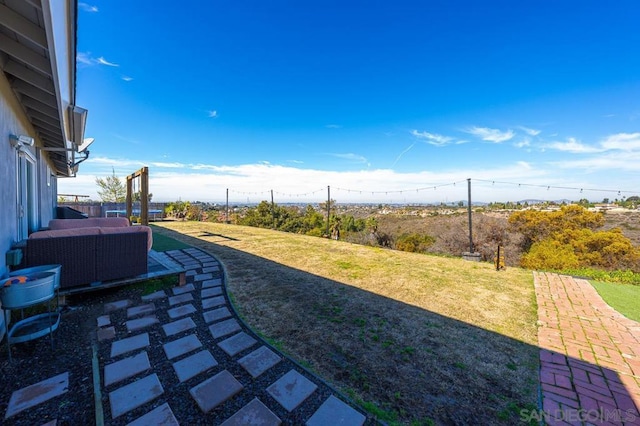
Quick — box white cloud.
[77,52,93,65]
[59,157,637,204]
[393,143,415,167]
[122,76,134,82]
[519,126,541,136]
[464,126,515,143]
[79,2,99,12]
[544,137,601,154]
[410,130,454,146]
[97,57,119,67]
[207,110,218,118]
[513,138,531,149]
[330,153,368,164]
[599,132,640,151]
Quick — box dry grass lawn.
[152,221,539,425]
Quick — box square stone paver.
[202,278,222,288]
[172,283,195,295]
[126,315,159,333]
[203,307,232,324]
[105,299,132,313]
[267,370,318,412]
[305,395,366,426]
[202,287,223,298]
[127,303,155,318]
[173,350,218,382]
[202,296,226,310]
[104,351,151,386]
[111,333,150,358]
[163,317,196,337]
[5,372,69,419]
[202,266,220,273]
[163,334,202,360]
[185,270,197,277]
[168,293,194,306]
[109,374,164,419]
[98,326,116,342]
[239,346,282,378]
[218,332,257,357]
[221,398,281,426]
[209,319,241,339]
[97,315,111,327]
[167,304,197,319]
[194,273,213,281]
[127,402,179,426]
[141,290,166,301]
[190,370,243,413]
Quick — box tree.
[96,168,126,202]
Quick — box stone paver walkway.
[95,248,368,425]
[535,272,640,425]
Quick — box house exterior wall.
[0,68,58,341]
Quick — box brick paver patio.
[535,272,640,425]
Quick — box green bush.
[395,233,435,253]
[521,239,580,270]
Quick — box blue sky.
[60,1,640,204]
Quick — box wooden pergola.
[125,167,149,225]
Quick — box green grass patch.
[130,274,178,295]
[560,267,640,286]
[590,281,640,322]
[150,226,192,251]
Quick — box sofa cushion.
[99,226,153,251]
[29,227,102,239]
[49,217,130,230]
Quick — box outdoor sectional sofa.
[22,217,153,290]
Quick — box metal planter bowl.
[9,264,61,290]
[1,272,56,309]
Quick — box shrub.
[395,233,435,253]
[521,239,580,270]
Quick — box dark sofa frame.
[24,232,148,289]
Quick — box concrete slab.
[202,287,223,298]
[168,293,194,306]
[111,333,150,358]
[203,307,232,324]
[163,317,196,337]
[218,332,257,357]
[221,398,282,426]
[98,327,116,342]
[126,402,178,426]
[190,370,243,413]
[305,395,366,426]
[163,334,202,360]
[127,303,155,319]
[185,270,197,277]
[202,278,222,288]
[105,299,132,313]
[202,266,220,274]
[209,318,241,339]
[97,315,111,327]
[173,350,218,382]
[202,262,218,268]
[167,303,197,319]
[267,370,317,412]
[126,315,159,333]
[109,373,164,419]
[202,296,226,310]
[4,372,69,419]
[238,346,282,378]
[172,283,195,295]
[104,352,151,387]
[141,290,166,301]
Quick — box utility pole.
[467,178,473,253]
[271,189,275,229]
[326,185,331,237]
[225,188,229,223]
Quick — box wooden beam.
[4,60,54,94]
[13,79,56,107]
[23,96,60,119]
[0,33,50,75]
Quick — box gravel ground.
[1,251,374,425]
